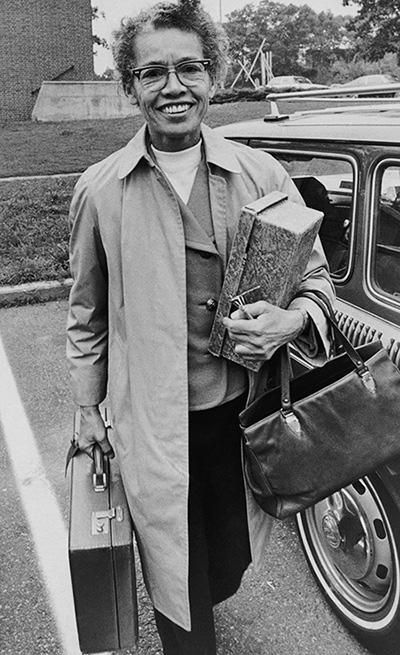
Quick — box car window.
[371,163,400,300]
[249,145,354,279]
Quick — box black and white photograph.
[1,1,400,654]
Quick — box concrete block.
[32,81,141,122]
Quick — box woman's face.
[132,27,215,151]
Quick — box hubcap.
[299,478,398,616]
[321,512,342,549]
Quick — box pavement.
[0,300,370,655]
[0,151,376,653]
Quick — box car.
[216,86,400,655]
[264,75,328,93]
[333,73,399,97]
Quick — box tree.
[329,53,400,84]
[95,67,117,81]
[301,11,354,81]
[224,1,354,84]
[343,0,400,63]
[92,5,108,54]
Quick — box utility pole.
[219,0,222,23]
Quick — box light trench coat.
[67,123,334,629]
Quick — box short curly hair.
[112,0,229,97]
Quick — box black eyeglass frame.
[131,59,212,87]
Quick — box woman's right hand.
[78,405,115,458]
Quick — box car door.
[246,137,400,655]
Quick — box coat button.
[205,298,218,312]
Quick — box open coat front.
[67,124,334,630]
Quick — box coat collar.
[117,122,242,179]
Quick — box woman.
[66,1,335,653]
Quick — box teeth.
[162,104,190,114]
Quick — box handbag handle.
[298,289,341,355]
[297,290,373,372]
[280,291,377,433]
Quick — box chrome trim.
[266,84,400,117]
[292,303,400,369]
[336,298,400,341]
[366,158,400,312]
[267,84,400,101]
[336,310,383,346]
[331,309,400,368]
[387,338,400,369]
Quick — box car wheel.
[296,473,400,654]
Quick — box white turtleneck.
[151,140,202,203]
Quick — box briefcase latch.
[91,506,124,535]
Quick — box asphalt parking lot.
[0,300,369,655]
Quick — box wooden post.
[230,38,267,89]
[265,51,273,82]
[260,52,266,86]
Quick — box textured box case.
[69,428,138,653]
[208,191,323,371]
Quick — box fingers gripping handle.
[65,409,111,489]
[92,443,108,492]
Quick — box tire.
[296,473,400,654]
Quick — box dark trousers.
[154,394,251,655]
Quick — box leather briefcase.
[68,411,138,653]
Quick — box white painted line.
[0,334,81,655]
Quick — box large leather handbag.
[67,411,138,653]
[239,291,400,519]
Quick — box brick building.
[0,0,94,121]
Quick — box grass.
[0,101,274,286]
[0,176,77,285]
[1,97,379,178]
[0,98,340,286]
[1,101,270,178]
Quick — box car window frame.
[367,157,400,310]
[251,144,358,285]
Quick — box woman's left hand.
[222,300,304,361]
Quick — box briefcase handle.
[92,444,109,492]
[65,410,111,491]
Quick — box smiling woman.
[66,2,334,654]
[126,28,214,151]
[111,0,228,151]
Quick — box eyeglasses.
[132,59,211,90]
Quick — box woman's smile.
[132,28,214,151]
[158,102,194,116]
